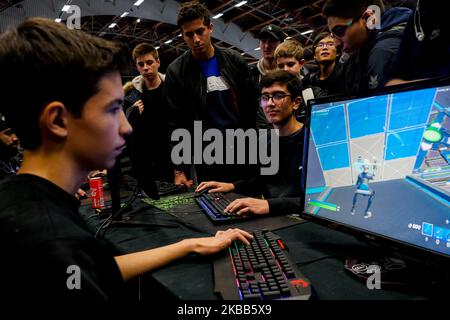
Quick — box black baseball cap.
[256,24,287,42]
[0,113,9,131]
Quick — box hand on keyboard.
[225,198,270,216]
[214,230,312,300]
[188,228,253,255]
[196,181,235,194]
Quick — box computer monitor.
[301,79,450,266]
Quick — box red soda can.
[89,177,105,209]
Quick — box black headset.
[414,0,425,41]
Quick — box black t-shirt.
[233,127,304,215]
[306,62,345,98]
[198,56,240,130]
[127,84,173,183]
[0,174,125,301]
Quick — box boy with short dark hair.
[165,1,260,185]
[124,42,172,190]
[0,17,252,301]
[196,70,305,216]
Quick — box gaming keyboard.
[214,230,311,300]
[195,192,249,223]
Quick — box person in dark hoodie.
[323,0,412,94]
[387,0,450,85]
[123,43,172,193]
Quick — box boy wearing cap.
[250,24,287,82]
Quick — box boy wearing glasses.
[196,70,304,216]
[164,1,259,186]
[323,0,411,93]
[307,32,344,98]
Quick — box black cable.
[295,253,345,266]
[94,184,140,238]
[94,185,191,237]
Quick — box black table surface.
[80,193,436,300]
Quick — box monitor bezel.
[300,77,450,265]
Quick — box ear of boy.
[40,102,69,139]
[293,97,302,110]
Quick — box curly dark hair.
[177,1,211,28]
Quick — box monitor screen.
[303,83,450,258]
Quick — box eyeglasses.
[315,42,335,49]
[330,16,361,38]
[259,92,291,106]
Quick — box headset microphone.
[414,0,425,41]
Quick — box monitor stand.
[343,252,448,293]
[344,254,412,289]
[103,159,178,229]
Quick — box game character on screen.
[351,157,377,219]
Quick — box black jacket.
[164,46,260,178]
[164,46,259,133]
[123,74,173,184]
[342,7,412,95]
[389,0,450,81]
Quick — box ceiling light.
[301,30,314,35]
[134,0,144,6]
[164,39,173,44]
[136,19,141,23]
[235,1,247,7]
[108,23,117,28]
[213,13,224,19]
[62,5,71,12]
[120,12,129,18]
[254,47,260,51]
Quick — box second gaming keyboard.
[214,230,311,300]
[195,192,250,224]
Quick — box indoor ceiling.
[0,0,415,69]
